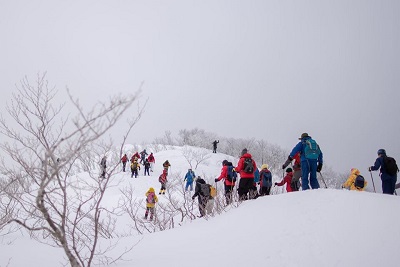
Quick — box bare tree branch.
[0,73,143,267]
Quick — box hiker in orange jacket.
[342,168,367,191]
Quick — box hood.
[350,168,360,176]
[242,153,253,159]
[148,187,155,193]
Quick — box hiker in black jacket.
[192,177,210,217]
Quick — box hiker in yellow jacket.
[145,187,158,220]
[342,168,367,191]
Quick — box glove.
[274,182,278,186]
[214,178,219,182]
[282,164,286,169]
[317,163,322,172]
[192,196,195,200]
[368,167,372,172]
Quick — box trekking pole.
[215,180,219,212]
[369,171,376,193]
[318,172,328,189]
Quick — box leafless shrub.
[0,73,144,267]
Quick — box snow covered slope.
[1,146,399,267]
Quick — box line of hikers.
[211,133,399,207]
[116,132,398,219]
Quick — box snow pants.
[131,168,139,178]
[381,174,397,194]
[301,159,320,190]
[259,186,271,196]
[205,198,214,215]
[145,207,155,220]
[238,178,254,200]
[224,184,235,205]
[197,196,208,217]
[185,181,193,191]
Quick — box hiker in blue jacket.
[284,133,323,190]
[184,168,196,191]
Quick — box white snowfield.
[1,146,399,267]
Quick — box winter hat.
[298,133,310,140]
[377,149,386,155]
[222,160,228,166]
[261,164,269,170]
[286,167,293,173]
[148,187,155,193]
[241,148,248,156]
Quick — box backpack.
[210,185,217,197]
[354,175,365,189]
[261,170,272,188]
[146,192,155,204]
[243,158,254,173]
[304,138,321,160]
[226,165,237,182]
[290,179,301,191]
[384,156,399,176]
[200,183,210,197]
[131,162,139,170]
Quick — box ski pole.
[318,172,328,189]
[369,171,376,193]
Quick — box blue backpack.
[226,165,237,182]
[261,170,272,187]
[304,138,321,160]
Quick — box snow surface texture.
[1,146,399,267]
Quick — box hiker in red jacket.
[215,160,236,205]
[235,148,257,200]
[121,154,128,172]
[282,152,301,189]
[147,152,155,172]
[275,168,294,193]
[158,169,168,195]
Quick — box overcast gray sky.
[1,0,399,173]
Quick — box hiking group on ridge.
[107,132,398,220]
